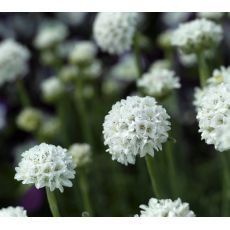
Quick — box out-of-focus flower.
[69,41,97,65]
[93,12,140,55]
[208,66,230,85]
[149,60,171,72]
[195,83,230,151]
[109,54,139,81]
[0,39,30,86]
[15,143,76,192]
[102,79,120,96]
[56,12,87,26]
[82,60,102,79]
[171,19,223,54]
[197,12,225,20]
[135,198,195,217]
[82,85,95,99]
[41,77,64,102]
[59,65,79,83]
[0,206,28,217]
[16,107,43,132]
[161,12,191,28]
[157,30,173,50]
[34,21,68,50]
[103,96,171,165]
[137,68,180,98]
[39,117,61,140]
[69,143,92,167]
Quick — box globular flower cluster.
[41,77,64,102]
[171,19,223,54]
[103,96,171,165]
[69,143,92,167]
[0,39,30,86]
[196,83,230,151]
[69,41,97,65]
[93,12,140,55]
[135,198,195,217]
[17,107,42,132]
[0,206,28,217]
[15,143,76,192]
[34,21,68,50]
[137,68,180,98]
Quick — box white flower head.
[82,60,102,79]
[110,54,139,81]
[135,198,195,217]
[208,66,230,86]
[69,143,92,167]
[17,107,43,132]
[69,41,97,65]
[93,12,140,55]
[0,206,28,217]
[15,143,76,192]
[216,121,230,152]
[41,77,64,102]
[34,21,68,50]
[0,39,30,86]
[196,83,230,151]
[197,12,225,20]
[171,19,223,54]
[103,96,171,165]
[56,12,87,26]
[137,68,180,98]
[149,60,171,72]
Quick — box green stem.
[134,33,142,78]
[197,53,210,88]
[165,141,177,198]
[79,169,93,216]
[145,155,160,198]
[46,188,60,217]
[75,77,93,146]
[220,153,230,216]
[16,79,30,107]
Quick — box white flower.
[56,12,87,26]
[41,77,64,102]
[82,60,102,79]
[103,96,171,165]
[17,107,43,132]
[69,41,97,65]
[197,12,225,20]
[208,66,230,85]
[0,39,30,86]
[195,83,230,151]
[109,54,139,81]
[149,60,171,72]
[15,143,76,192]
[171,19,223,54]
[0,206,27,217]
[93,12,140,55]
[34,21,68,49]
[137,69,180,98]
[135,198,195,217]
[161,12,191,28]
[69,143,92,167]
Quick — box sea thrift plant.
[103,96,171,165]
[135,198,195,217]
[0,206,28,217]
[93,12,140,55]
[15,143,76,192]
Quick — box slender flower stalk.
[46,188,60,217]
[78,169,93,216]
[133,33,142,78]
[16,79,31,107]
[145,155,160,198]
[74,76,93,147]
[197,53,209,87]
